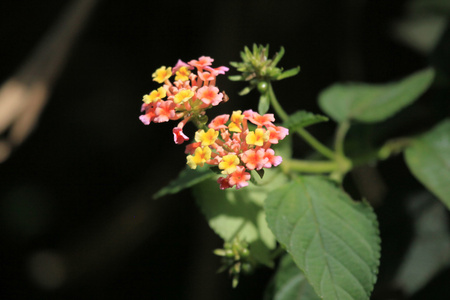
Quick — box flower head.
[185,110,288,189]
[140,56,229,144]
[140,55,287,191]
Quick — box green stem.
[296,127,336,159]
[268,82,335,159]
[283,158,338,173]
[334,120,350,158]
[269,246,287,260]
[351,137,412,167]
[267,82,289,121]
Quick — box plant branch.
[268,82,335,159]
[351,137,413,167]
[267,82,289,121]
[282,158,338,173]
[334,120,351,158]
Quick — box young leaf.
[258,93,270,115]
[404,119,450,209]
[228,75,244,81]
[238,86,254,96]
[271,46,285,68]
[193,169,288,267]
[283,110,329,130]
[255,169,265,179]
[318,68,435,123]
[265,254,321,300]
[265,176,380,300]
[276,66,301,81]
[153,166,215,199]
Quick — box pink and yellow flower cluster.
[185,110,289,189]
[139,56,229,144]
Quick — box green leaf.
[228,75,244,81]
[244,46,253,60]
[318,68,435,123]
[410,0,450,15]
[259,93,270,115]
[393,192,450,296]
[283,110,329,130]
[404,119,450,208]
[193,169,288,267]
[229,61,240,68]
[266,254,321,300]
[265,176,380,300]
[276,66,301,81]
[255,169,265,179]
[153,166,215,199]
[253,43,259,56]
[263,44,270,59]
[239,86,254,96]
[271,46,285,68]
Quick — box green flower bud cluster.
[229,44,300,95]
[229,44,300,114]
[213,237,254,288]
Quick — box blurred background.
[0,0,449,299]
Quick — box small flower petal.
[228,166,251,189]
[152,66,172,83]
[209,114,230,130]
[173,127,189,144]
[195,128,219,146]
[174,89,194,104]
[218,154,240,174]
[246,128,269,146]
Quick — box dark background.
[1,0,449,299]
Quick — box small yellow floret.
[231,110,243,124]
[187,146,212,169]
[174,89,194,104]
[195,128,219,146]
[152,66,172,83]
[228,111,244,132]
[246,128,269,146]
[219,154,240,174]
[228,122,241,133]
[175,66,191,81]
[143,87,166,104]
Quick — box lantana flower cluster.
[139,56,229,144]
[185,110,289,190]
